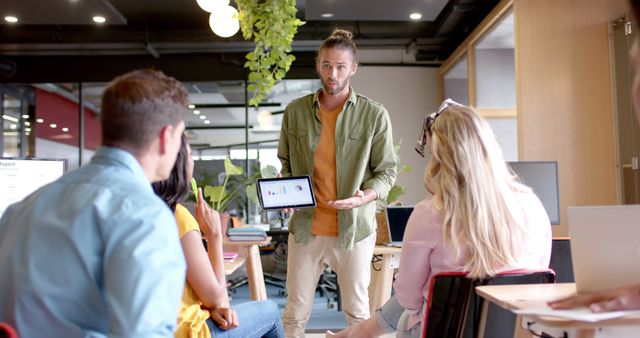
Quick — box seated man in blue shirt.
[0,69,188,337]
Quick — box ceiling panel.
[1,0,126,25]
[306,0,449,21]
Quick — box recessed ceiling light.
[4,16,18,23]
[204,120,210,124]
[25,121,30,126]
[188,104,195,109]
[22,114,29,119]
[321,13,334,18]
[409,12,422,20]
[62,127,69,132]
[92,16,106,23]
[2,114,18,122]
[50,123,57,128]
[9,124,17,130]
[193,110,201,115]
[36,118,44,123]
[199,115,206,120]
[25,127,31,132]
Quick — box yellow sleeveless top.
[174,204,211,338]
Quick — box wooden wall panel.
[515,0,628,236]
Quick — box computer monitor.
[507,161,560,225]
[0,158,67,218]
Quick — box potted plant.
[203,158,244,213]
[196,159,279,231]
[191,158,244,234]
[235,0,304,106]
[375,140,412,244]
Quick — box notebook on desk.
[384,206,414,247]
[568,205,640,293]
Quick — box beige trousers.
[282,233,376,338]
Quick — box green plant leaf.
[261,165,278,178]
[236,0,305,107]
[246,183,258,204]
[224,158,244,176]
[204,185,224,203]
[386,185,406,205]
[399,164,412,174]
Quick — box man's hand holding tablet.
[257,175,317,211]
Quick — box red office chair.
[0,323,18,338]
[422,269,556,338]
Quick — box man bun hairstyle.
[318,29,358,63]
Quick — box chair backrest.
[0,323,18,338]
[422,269,555,338]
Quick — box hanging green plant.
[236,0,304,106]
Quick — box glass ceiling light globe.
[196,0,229,13]
[209,6,240,38]
[257,110,274,130]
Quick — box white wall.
[351,66,440,205]
[35,138,96,171]
[475,49,516,108]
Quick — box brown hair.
[318,29,358,63]
[100,69,188,154]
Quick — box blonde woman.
[329,100,552,338]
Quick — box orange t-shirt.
[311,103,343,236]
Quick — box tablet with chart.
[256,176,316,210]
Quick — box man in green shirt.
[278,29,397,337]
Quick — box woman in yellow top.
[153,135,284,338]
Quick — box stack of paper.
[227,227,268,242]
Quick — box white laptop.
[568,205,640,293]
[384,206,414,247]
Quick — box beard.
[321,77,349,95]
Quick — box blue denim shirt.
[0,147,186,337]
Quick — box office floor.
[228,280,348,332]
[229,281,396,338]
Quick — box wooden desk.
[476,283,640,338]
[224,257,246,275]
[223,237,271,301]
[368,245,402,314]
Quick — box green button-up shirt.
[278,88,397,249]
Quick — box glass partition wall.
[188,79,319,224]
[1,79,318,224]
[440,5,516,161]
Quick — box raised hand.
[195,187,222,239]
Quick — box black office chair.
[316,266,341,310]
[423,269,556,338]
[262,239,288,297]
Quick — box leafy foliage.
[236,0,305,106]
[378,140,412,209]
[203,158,244,212]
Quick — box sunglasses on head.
[415,98,463,157]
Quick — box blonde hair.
[424,105,528,278]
